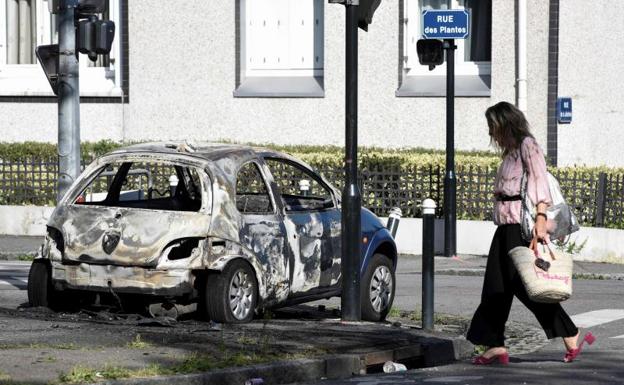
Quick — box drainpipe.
[517,0,528,113]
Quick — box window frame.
[235,160,278,216]
[233,0,325,98]
[0,0,124,97]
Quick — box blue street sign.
[422,9,470,39]
[557,97,572,124]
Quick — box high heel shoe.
[564,332,596,363]
[472,352,509,365]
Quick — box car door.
[264,157,341,295]
[235,161,290,301]
[58,159,211,267]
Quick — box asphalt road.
[1,259,623,385]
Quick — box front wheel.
[360,254,395,322]
[204,260,258,323]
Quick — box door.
[264,158,341,294]
[235,161,289,301]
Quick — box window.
[265,159,334,212]
[0,0,123,97]
[236,162,274,214]
[397,0,492,97]
[75,161,205,212]
[234,0,324,98]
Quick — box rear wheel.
[27,260,59,309]
[204,260,258,323]
[361,254,395,322]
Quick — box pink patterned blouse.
[492,136,552,225]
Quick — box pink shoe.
[472,352,509,365]
[564,332,596,363]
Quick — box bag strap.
[530,237,558,260]
[543,242,558,260]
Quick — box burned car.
[28,143,397,323]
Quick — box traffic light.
[417,39,444,70]
[78,18,116,61]
[38,0,116,94]
[328,0,382,31]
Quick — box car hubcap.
[369,265,393,313]
[229,269,254,320]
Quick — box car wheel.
[205,260,258,323]
[361,254,395,322]
[27,260,59,309]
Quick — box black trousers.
[466,224,578,347]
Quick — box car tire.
[205,260,258,323]
[361,254,395,322]
[27,260,59,310]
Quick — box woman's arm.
[534,202,549,242]
[521,138,552,242]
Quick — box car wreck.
[28,143,398,323]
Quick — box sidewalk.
[0,235,42,259]
[399,254,624,280]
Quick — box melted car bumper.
[50,261,194,296]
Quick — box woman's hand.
[533,215,549,243]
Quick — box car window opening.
[236,162,274,214]
[265,158,334,212]
[73,161,204,212]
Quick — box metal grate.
[1,157,624,228]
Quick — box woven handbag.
[509,239,573,303]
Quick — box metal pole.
[57,0,81,202]
[443,39,456,258]
[341,2,362,322]
[422,198,436,331]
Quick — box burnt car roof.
[107,142,300,164]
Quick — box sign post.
[328,0,382,322]
[420,9,469,258]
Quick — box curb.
[0,252,37,261]
[97,338,472,385]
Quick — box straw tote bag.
[509,239,573,303]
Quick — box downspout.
[517,0,527,113]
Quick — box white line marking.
[571,309,624,328]
[611,335,624,339]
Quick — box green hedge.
[0,141,622,229]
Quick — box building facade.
[0,0,621,167]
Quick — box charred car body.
[28,143,397,323]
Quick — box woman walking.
[466,101,594,365]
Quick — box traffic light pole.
[443,39,456,258]
[341,2,362,322]
[57,0,81,202]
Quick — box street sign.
[557,97,572,124]
[422,9,470,39]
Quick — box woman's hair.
[485,101,533,156]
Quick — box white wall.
[0,0,555,157]
[391,217,624,264]
[557,1,624,167]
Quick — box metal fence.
[1,157,623,228]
